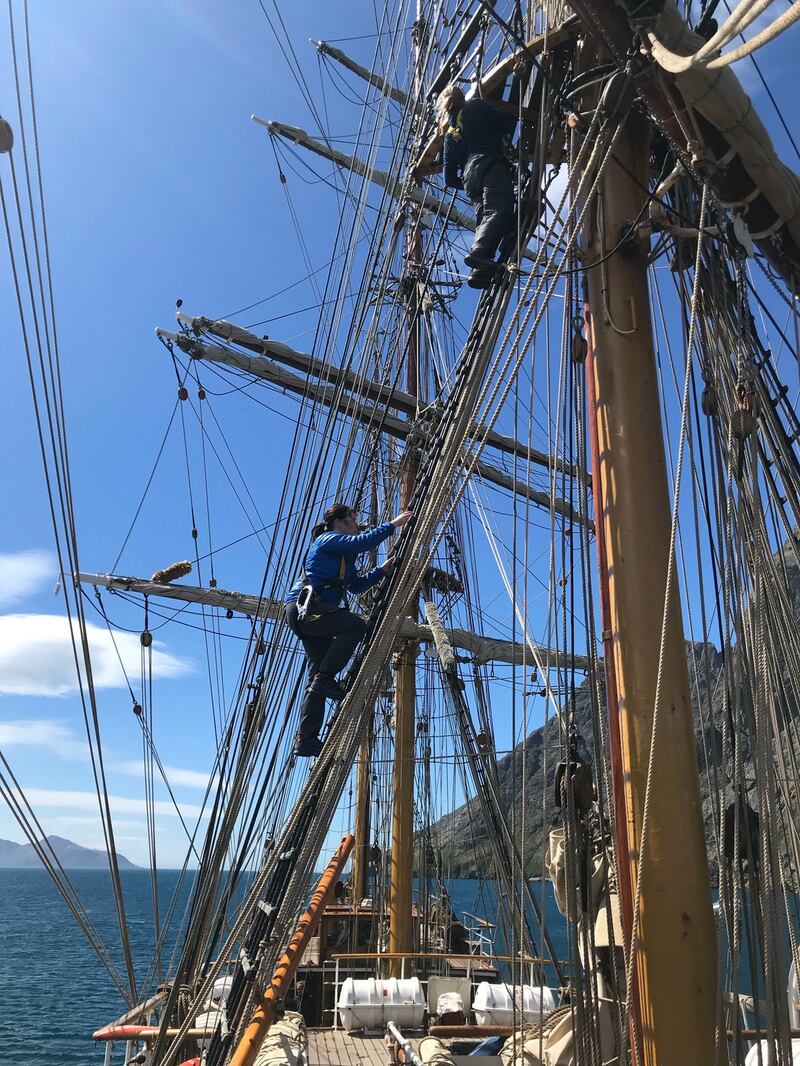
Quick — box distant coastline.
[0,834,138,869]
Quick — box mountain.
[430,645,728,877]
[0,835,138,869]
[430,538,800,878]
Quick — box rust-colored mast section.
[228,834,355,1066]
[584,112,717,1065]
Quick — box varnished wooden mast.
[584,111,718,1065]
[388,3,425,976]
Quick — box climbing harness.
[295,552,347,622]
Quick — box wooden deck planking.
[308,1030,395,1066]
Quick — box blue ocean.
[0,870,568,1065]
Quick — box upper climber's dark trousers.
[463,155,515,260]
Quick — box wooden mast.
[388,3,425,977]
[353,477,380,903]
[584,110,718,1064]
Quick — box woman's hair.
[437,84,466,133]
[311,502,354,540]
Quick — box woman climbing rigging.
[285,502,414,757]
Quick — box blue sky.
[1,0,799,879]
[0,0,418,868]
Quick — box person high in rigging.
[285,502,414,757]
[438,84,517,288]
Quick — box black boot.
[464,250,497,271]
[294,735,323,757]
[467,269,494,289]
[309,673,347,700]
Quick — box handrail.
[329,951,564,965]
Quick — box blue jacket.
[443,98,516,191]
[285,521,395,607]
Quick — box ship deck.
[307,1029,399,1066]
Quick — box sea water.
[0,869,568,1065]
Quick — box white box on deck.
[337,977,426,1032]
[472,983,556,1027]
[427,976,472,1014]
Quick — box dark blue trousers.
[285,603,366,739]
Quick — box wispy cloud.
[0,614,191,696]
[10,787,208,820]
[0,550,56,607]
[114,759,215,790]
[0,718,88,759]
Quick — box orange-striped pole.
[229,834,355,1066]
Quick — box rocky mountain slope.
[430,610,765,879]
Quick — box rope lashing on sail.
[644,0,800,72]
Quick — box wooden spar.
[228,834,354,1066]
[353,480,379,903]
[429,1025,514,1038]
[253,117,540,265]
[468,451,586,523]
[389,637,417,974]
[174,311,418,416]
[584,111,717,1065]
[311,40,410,106]
[156,330,584,521]
[98,987,169,1031]
[173,311,573,470]
[158,324,586,509]
[76,571,592,670]
[253,116,475,231]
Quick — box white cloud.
[10,787,208,820]
[114,759,215,790]
[0,718,88,759]
[0,614,191,696]
[0,550,56,607]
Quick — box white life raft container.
[472,982,556,1027]
[337,977,425,1031]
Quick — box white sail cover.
[652,0,800,243]
[253,1011,307,1066]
